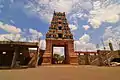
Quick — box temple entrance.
[52,46,65,64]
[42,11,78,65]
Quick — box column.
[11,46,19,68]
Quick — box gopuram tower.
[42,11,78,64]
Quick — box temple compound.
[42,11,78,64]
[1,12,120,68]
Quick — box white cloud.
[93,1,101,10]
[102,25,120,50]
[69,24,77,31]
[24,0,120,30]
[0,27,43,42]
[103,26,120,41]
[53,47,64,56]
[20,37,27,42]
[51,0,73,12]
[29,28,43,37]
[0,34,21,41]
[0,21,44,42]
[0,34,12,41]
[82,25,90,30]
[89,2,120,28]
[29,28,43,42]
[0,21,21,33]
[80,1,93,10]
[88,19,101,28]
[25,0,74,22]
[24,0,94,22]
[74,41,97,51]
[73,34,97,51]
[79,34,90,43]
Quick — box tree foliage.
[53,53,65,64]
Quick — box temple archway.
[42,11,78,65]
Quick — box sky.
[0,0,120,51]
[53,47,64,56]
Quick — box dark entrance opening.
[0,51,14,67]
[16,52,31,66]
[58,34,62,38]
[52,46,66,64]
[0,50,31,68]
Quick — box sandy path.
[0,65,120,80]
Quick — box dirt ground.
[0,65,120,80]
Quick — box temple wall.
[78,50,120,66]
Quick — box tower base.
[42,54,78,65]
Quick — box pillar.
[11,47,19,68]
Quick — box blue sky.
[0,0,120,51]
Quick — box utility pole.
[101,38,106,50]
[109,41,114,51]
[119,43,120,50]
[96,44,99,50]
[11,47,19,68]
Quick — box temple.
[42,11,78,64]
[46,11,73,39]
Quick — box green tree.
[59,55,65,61]
[53,53,65,64]
[53,53,61,64]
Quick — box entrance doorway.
[52,46,65,64]
[0,51,13,67]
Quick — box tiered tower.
[46,11,73,40]
[43,11,78,64]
